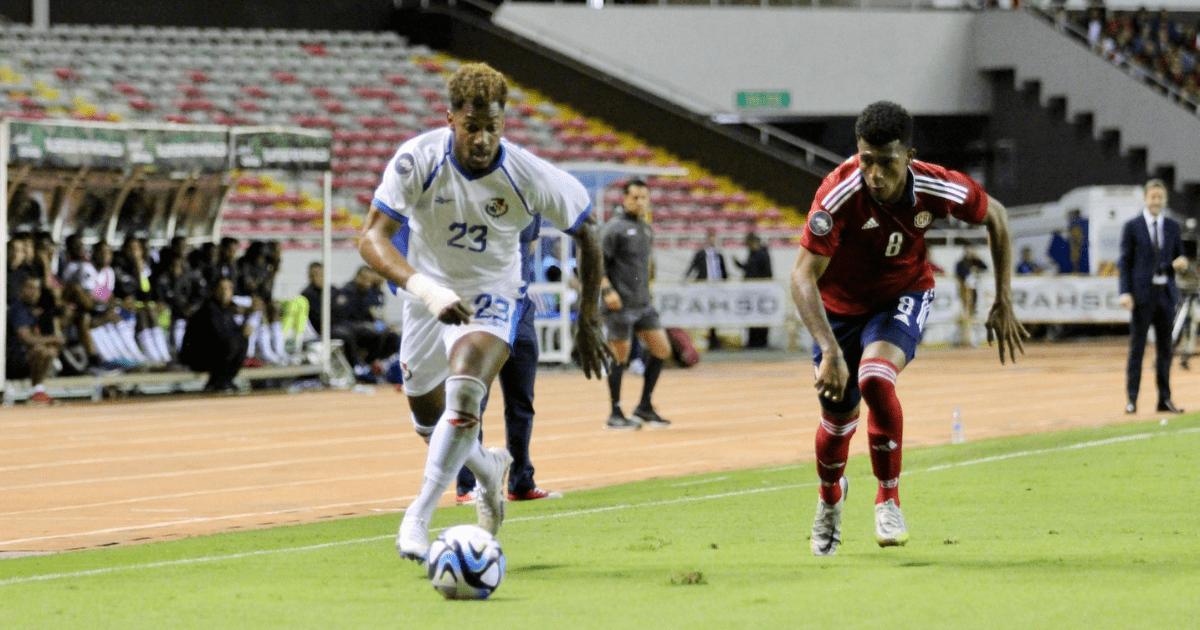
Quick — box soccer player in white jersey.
[358,63,611,562]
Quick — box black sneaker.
[632,405,671,428]
[605,409,642,431]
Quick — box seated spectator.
[180,277,252,393]
[300,261,328,333]
[236,241,273,300]
[237,242,286,365]
[332,265,399,383]
[75,241,118,304]
[6,231,35,303]
[57,284,97,376]
[6,276,64,403]
[151,249,199,356]
[59,233,89,287]
[210,236,241,289]
[112,235,172,366]
[1016,246,1045,275]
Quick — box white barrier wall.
[493,5,991,117]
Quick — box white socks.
[405,376,491,522]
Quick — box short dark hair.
[855,101,913,147]
[623,178,648,194]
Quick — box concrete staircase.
[973,9,1200,188]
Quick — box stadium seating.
[0,22,804,249]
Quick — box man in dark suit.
[685,228,728,282]
[1118,179,1188,414]
[685,228,727,349]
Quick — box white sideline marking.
[2,426,1195,587]
[670,476,729,487]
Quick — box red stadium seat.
[175,98,214,112]
[54,67,81,82]
[241,84,270,99]
[128,97,154,111]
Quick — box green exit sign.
[736,90,790,109]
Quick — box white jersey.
[373,127,591,296]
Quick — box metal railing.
[1023,5,1200,117]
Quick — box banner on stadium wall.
[8,120,127,169]
[126,125,229,172]
[654,281,789,328]
[231,127,333,170]
[927,275,1129,325]
[650,275,1127,330]
[8,121,230,172]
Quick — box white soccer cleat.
[397,513,430,563]
[874,499,910,547]
[474,447,513,536]
[811,476,849,556]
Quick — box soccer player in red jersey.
[791,101,1028,555]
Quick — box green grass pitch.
[3,416,1198,629]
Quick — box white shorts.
[397,288,527,397]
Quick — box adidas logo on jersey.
[862,217,880,230]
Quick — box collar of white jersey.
[446,133,507,181]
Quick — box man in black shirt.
[599,178,673,430]
[736,232,774,348]
[332,265,400,383]
[180,277,249,393]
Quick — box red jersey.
[800,157,989,316]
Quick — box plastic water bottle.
[952,407,965,444]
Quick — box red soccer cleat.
[508,488,563,501]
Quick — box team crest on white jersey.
[808,210,833,236]
[485,197,509,218]
[862,217,880,230]
[914,211,932,228]
[395,153,415,175]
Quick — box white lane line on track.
[0,426,802,500]
[0,465,684,545]
[3,426,1194,587]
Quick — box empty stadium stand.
[1,22,805,249]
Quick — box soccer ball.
[427,524,506,600]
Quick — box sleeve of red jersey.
[798,175,844,258]
[944,169,989,224]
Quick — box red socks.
[815,410,857,504]
[859,358,903,506]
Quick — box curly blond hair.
[448,62,508,112]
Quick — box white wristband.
[406,273,461,316]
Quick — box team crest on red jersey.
[913,211,932,228]
[485,197,508,218]
[808,210,833,236]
